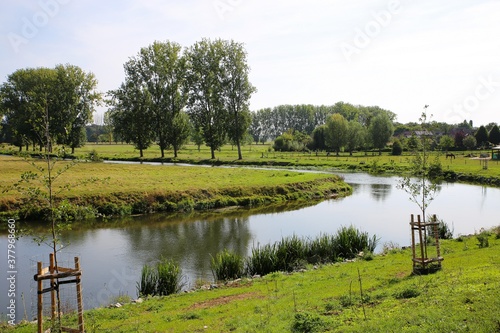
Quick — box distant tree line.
[265,102,395,155]
[248,102,396,144]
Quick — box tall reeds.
[138,258,183,297]
[210,249,244,282]
[237,226,378,278]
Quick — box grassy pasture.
[0,154,350,219]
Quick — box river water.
[1,171,499,321]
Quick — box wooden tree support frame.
[410,214,443,274]
[34,254,84,333]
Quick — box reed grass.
[137,258,183,297]
[210,249,244,282]
[240,227,378,278]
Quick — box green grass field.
[6,231,500,332]
[3,142,500,174]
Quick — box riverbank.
[0,155,351,223]
[5,230,500,332]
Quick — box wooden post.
[417,215,426,269]
[49,253,56,323]
[75,257,85,332]
[37,261,43,333]
[410,214,416,270]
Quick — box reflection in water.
[370,183,392,201]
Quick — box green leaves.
[0,65,101,152]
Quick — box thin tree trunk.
[237,139,242,160]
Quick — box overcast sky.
[1,0,499,126]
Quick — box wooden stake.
[410,214,416,271]
[37,261,43,333]
[49,253,56,323]
[75,257,85,332]
[417,215,425,269]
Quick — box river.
[1,171,499,321]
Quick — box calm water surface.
[1,171,499,320]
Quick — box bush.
[394,286,420,299]
[54,200,97,221]
[437,218,454,240]
[87,149,102,162]
[392,139,403,156]
[476,229,490,248]
[291,312,325,333]
[210,249,244,282]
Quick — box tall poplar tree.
[133,41,188,158]
[108,61,155,158]
[185,38,228,160]
[222,40,256,160]
[369,112,394,155]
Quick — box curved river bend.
[1,172,499,319]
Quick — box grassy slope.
[7,234,500,332]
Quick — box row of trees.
[272,111,394,155]
[107,39,256,159]
[0,65,101,153]
[249,102,396,144]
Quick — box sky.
[1,0,499,126]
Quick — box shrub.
[392,139,403,156]
[98,202,132,217]
[87,149,102,162]
[210,249,244,282]
[476,229,490,248]
[394,286,420,299]
[291,312,325,333]
[54,200,97,221]
[437,218,454,240]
